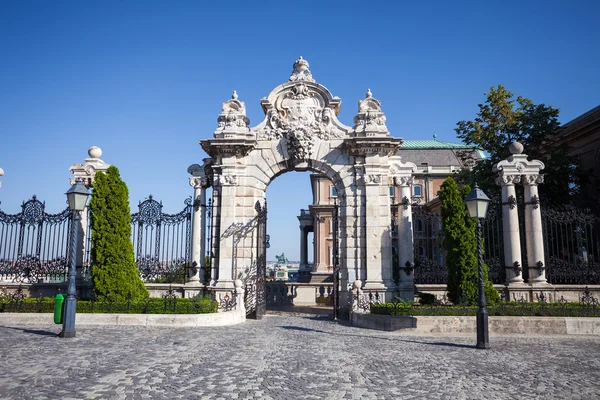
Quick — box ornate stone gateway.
[188,57,419,311]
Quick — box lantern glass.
[65,181,90,212]
[465,184,490,219]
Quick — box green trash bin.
[54,293,64,324]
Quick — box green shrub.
[438,178,499,305]
[90,166,149,302]
[0,296,218,314]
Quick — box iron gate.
[0,196,72,283]
[246,200,268,319]
[542,205,600,284]
[412,206,446,284]
[130,196,192,283]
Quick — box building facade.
[297,138,484,281]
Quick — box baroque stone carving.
[364,174,382,185]
[289,56,314,82]
[495,174,521,186]
[395,176,414,187]
[214,91,250,138]
[189,176,210,189]
[353,89,389,136]
[251,57,349,161]
[523,174,544,185]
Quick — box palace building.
[297,138,484,280]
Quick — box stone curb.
[352,314,600,335]
[0,310,246,327]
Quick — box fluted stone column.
[395,174,416,300]
[496,175,524,284]
[494,142,546,287]
[189,176,209,284]
[523,174,546,284]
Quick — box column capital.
[495,174,521,186]
[522,174,544,186]
[189,176,210,189]
[394,175,414,187]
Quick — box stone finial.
[353,88,389,137]
[70,146,110,188]
[88,146,102,159]
[289,56,314,82]
[509,142,524,155]
[214,91,250,138]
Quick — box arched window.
[413,184,423,197]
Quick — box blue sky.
[1,0,598,261]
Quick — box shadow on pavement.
[1,326,60,337]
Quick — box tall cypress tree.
[438,177,499,305]
[90,166,148,301]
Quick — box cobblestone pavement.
[1,312,600,400]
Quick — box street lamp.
[465,183,491,349]
[59,180,90,338]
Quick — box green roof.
[401,140,477,150]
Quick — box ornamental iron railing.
[131,196,192,283]
[0,196,72,283]
[542,205,600,284]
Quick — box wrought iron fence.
[542,205,600,284]
[131,196,192,283]
[412,206,446,284]
[482,198,505,284]
[0,196,72,283]
[354,288,600,318]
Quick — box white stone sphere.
[509,142,524,155]
[88,146,102,159]
[234,279,243,289]
[0,167,4,177]
[353,280,362,290]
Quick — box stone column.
[497,175,524,284]
[523,174,546,284]
[69,146,110,284]
[213,177,237,290]
[494,142,546,288]
[300,226,308,271]
[396,175,415,300]
[362,169,391,290]
[189,176,209,284]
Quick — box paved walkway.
[1,311,600,399]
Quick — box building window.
[330,185,338,198]
[414,184,423,197]
[389,185,395,197]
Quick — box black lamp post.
[59,180,90,338]
[465,184,491,349]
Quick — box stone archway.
[189,57,417,312]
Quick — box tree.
[455,85,581,205]
[438,177,499,305]
[90,166,149,301]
